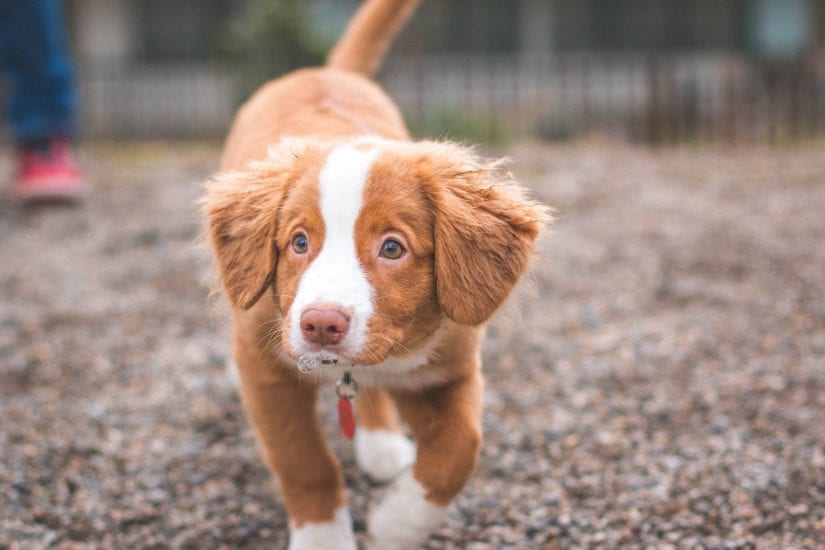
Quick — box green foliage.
[222,0,329,69]
[411,109,509,145]
[221,0,331,102]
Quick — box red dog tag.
[336,371,357,439]
[337,396,356,439]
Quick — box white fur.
[306,319,451,390]
[355,429,416,482]
[289,144,380,370]
[308,339,434,387]
[368,470,447,549]
[289,506,357,550]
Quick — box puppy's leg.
[354,388,415,483]
[368,373,483,549]
[235,348,355,550]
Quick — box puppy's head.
[204,137,550,371]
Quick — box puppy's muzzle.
[300,308,350,346]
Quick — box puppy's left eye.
[380,239,405,260]
[292,234,308,254]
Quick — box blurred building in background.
[55,0,825,143]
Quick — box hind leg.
[354,387,415,482]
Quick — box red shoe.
[14,137,88,202]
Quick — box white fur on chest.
[309,324,449,390]
[276,321,449,391]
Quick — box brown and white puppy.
[203,1,549,548]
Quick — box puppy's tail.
[327,0,421,77]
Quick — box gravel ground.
[1,142,824,549]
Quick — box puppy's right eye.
[292,234,308,254]
[380,239,405,259]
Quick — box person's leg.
[1,0,77,143]
[0,0,86,201]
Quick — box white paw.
[288,506,357,550]
[368,470,447,550]
[354,429,416,483]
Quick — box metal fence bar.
[70,53,825,145]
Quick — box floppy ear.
[202,139,314,310]
[418,142,552,326]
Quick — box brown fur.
[202,0,550,535]
[355,387,402,431]
[328,0,422,76]
[205,140,326,310]
[232,322,345,525]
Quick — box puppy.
[203,1,549,548]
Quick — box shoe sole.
[15,180,88,203]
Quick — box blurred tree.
[221,0,331,104]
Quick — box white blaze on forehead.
[289,143,379,363]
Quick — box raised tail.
[327,0,421,77]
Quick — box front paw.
[288,506,357,550]
[354,429,416,483]
[368,470,447,549]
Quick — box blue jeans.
[0,0,76,143]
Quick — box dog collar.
[335,371,357,439]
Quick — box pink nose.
[300,308,350,346]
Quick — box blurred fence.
[76,52,825,144]
[77,62,235,139]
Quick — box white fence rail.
[74,53,825,144]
